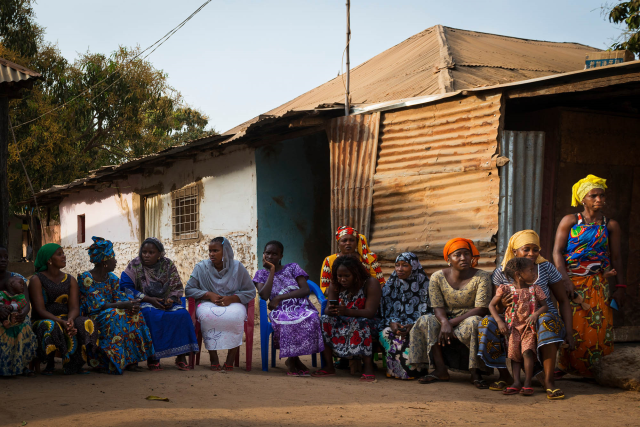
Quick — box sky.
[34,0,625,133]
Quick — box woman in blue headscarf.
[78,237,154,374]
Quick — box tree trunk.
[0,97,8,249]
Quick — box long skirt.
[379,327,425,379]
[409,313,483,371]
[87,308,155,374]
[197,301,246,351]
[558,272,613,377]
[321,315,375,358]
[0,317,37,376]
[141,304,198,359]
[32,316,98,374]
[271,309,324,358]
[478,311,565,374]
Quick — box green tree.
[607,1,640,54]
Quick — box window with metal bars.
[171,185,199,241]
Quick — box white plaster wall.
[57,145,258,283]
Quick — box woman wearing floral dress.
[379,252,430,380]
[78,237,154,374]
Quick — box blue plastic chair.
[260,280,327,371]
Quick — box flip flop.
[489,380,508,391]
[418,374,449,384]
[298,370,311,377]
[175,361,190,371]
[311,369,335,377]
[360,374,376,382]
[210,364,222,371]
[546,388,566,400]
[503,387,521,395]
[554,369,567,380]
[148,362,163,371]
[286,371,300,377]
[473,379,489,389]
[223,363,234,372]
[520,387,534,396]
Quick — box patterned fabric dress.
[253,263,324,358]
[559,214,613,377]
[321,285,376,358]
[32,273,98,374]
[78,271,154,374]
[409,269,491,372]
[0,272,37,376]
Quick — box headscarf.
[501,230,548,269]
[571,174,607,207]
[334,225,385,286]
[185,238,256,304]
[123,237,183,300]
[380,252,430,328]
[443,238,480,268]
[34,243,62,272]
[87,236,115,264]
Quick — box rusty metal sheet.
[328,113,380,252]
[370,94,502,275]
[0,57,41,84]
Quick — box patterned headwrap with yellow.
[501,230,548,270]
[571,174,607,207]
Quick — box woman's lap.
[197,301,245,351]
[0,320,37,376]
[141,306,198,358]
[321,315,375,358]
[272,311,324,358]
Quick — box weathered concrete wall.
[57,145,258,284]
[7,215,24,261]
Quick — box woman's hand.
[118,301,140,314]
[389,322,401,334]
[0,305,10,321]
[14,311,27,324]
[267,296,281,311]
[65,319,78,336]
[500,292,513,309]
[525,313,539,329]
[611,288,627,309]
[565,333,576,351]
[217,296,240,307]
[262,254,276,272]
[564,279,575,298]
[207,292,222,304]
[497,319,509,335]
[326,303,346,317]
[438,320,453,346]
[145,297,166,310]
[164,298,175,309]
[396,324,412,337]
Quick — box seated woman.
[29,244,98,375]
[120,237,198,371]
[0,246,37,377]
[253,241,324,376]
[478,230,570,399]
[185,237,256,371]
[320,226,385,291]
[313,255,381,382]
[409,238,492,388]
[379,252,430,380]
[78,237,154,374]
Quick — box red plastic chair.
[187,297,254,371]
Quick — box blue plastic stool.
[260,280,327,371]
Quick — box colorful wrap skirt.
[0,317,37,376]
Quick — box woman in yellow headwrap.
[409,238,492,388]
[553,174,626,379]
[478,230,572,400]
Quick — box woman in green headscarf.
[29,244,98,375]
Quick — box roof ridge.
[435,24,454,93]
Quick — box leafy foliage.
[608,1,640,54]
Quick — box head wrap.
[123,237,182,299]
[329,225,385,287]
[336,226,358,241]
[501,230,548,269]
[139,237,165,259]
[34,243,62,272]
[571,174,607,207]
[87,236,115,264]
[443,238,480,268]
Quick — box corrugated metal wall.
[370,94,502,274]
[497,131,545,265]
[328,113,380,253]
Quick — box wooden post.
[0,96,8,249]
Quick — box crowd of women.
[0,174,627,400]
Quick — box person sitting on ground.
[186,237,256,372]
[120,237,198,372]
[312,255,381,382]
[409,238,492,388]
[29,244,98,375]
[378,252,430,380]
[79,237,154,374]
[1,276,28,328]
[253,240,324,376]
[489,257,548,396]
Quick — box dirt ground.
[2,342,640,427]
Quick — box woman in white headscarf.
[185,237,256,371]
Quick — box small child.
[489,257,548,396]
[0,275,28,328]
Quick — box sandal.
[489,380,508,391]
[311,369,335,377]
[418,374,450,384]
[298,370,311,377]
[223,363,234,372]
[175,361,190,371]
[210,364,222,371]
[546,388,566,400]
[520,387,534,396]
[554,369,567,380]
[473,379,489,389]
[148,361,163,371]
[360,374,376,382]
[503,387,521,395]
[286,371,300,377]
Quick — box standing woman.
[29,244,98,375]
[185,237,256,371]
[253,241,324,376]
[378,252,430,380]
[78,237,154,374]
[553,175,626,377]
[120,238,198,371]
[0,246,37,377]
[320,226,385,291]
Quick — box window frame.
[171,184,200,241]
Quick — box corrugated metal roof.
[370,93,502,275]
[0,57,41,85]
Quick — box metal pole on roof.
[345,0,351,116]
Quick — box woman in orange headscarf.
[409,238,492,388]
[319,226,385,291]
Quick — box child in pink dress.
[489,257,548,396]
[0,275,28,328]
